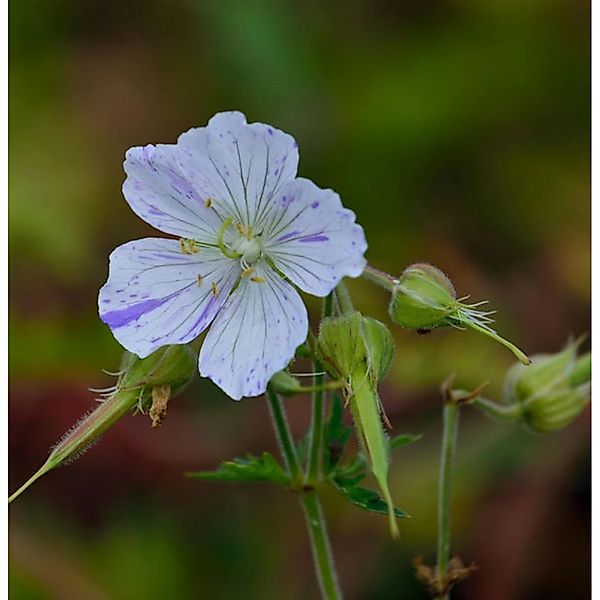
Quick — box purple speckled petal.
[176,112,299,230]
[98,238,240,358]
[199,263,308,400]
[263,178,368,297]
[123,144,222,240]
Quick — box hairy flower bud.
[9,345,196,503]
[317,313,399,539]
[502,340,590,433]
[389,263,457,330]
[389,263,530,365]
[317,312,394,386]
[268,371,303,396]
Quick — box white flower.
[99,112,367,399]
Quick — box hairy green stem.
[470,395,522,422]
[306,295,333,484]
[266,388,302,482]
[437,401,459,600]
[361,264,397,291]
[335,281,355,314]
[268,294,342,599]
[301,492,342,600]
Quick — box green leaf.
[333,479,409,518]
[323,393,353,474]
[390,433,423,450]
[186,452,290,485]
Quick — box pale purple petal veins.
[176,112,299,228]
[122,144,221,241]
[198,264,308,400]
[98,238,240,358]
[263,178,367,297]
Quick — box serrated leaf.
[333,479,409,518]
[323,393,353,474]
[186,452,290,485]
[390,433,423,450]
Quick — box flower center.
[234,236,262,266]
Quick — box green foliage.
[186,453,290,486]
[332,480,409,519]
[390,433,423,450]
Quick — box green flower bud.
[317,312,394,386]
[9,345,196,503]
[523,385,590,433]
[317,313,399,539]
[389,263,457,330]
[501,340,591,433]
[268,371,303,396]
[389,263,530,365]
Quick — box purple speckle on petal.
[311,201,319,209]
[299,234,329,243]
[101,296,171,329]
[276,230,301,242]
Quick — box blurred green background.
[9,0,590,598]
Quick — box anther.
[179,238,199,255]
[241,267,254,278]
[204,198,213,208]
[196,274,203,287]
[211,282,219,296]
[250,276,265,283]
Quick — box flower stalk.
[301,492,342,600]
[306,294,334,485]
[436,400,459,600]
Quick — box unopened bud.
[317,312,394,386]
[389,263,530,365]
[317,313,400,539]
[9,345,196,503]
[269,371,303,396]
[502,340,590,433]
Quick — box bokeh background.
[9,0,590,598]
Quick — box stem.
[266,388,302,482]
[335,281,355,314]
[306,295,333,484]
[436,401,460,600]
[470,395,522,422]
[361,265,397,291]
[300,492,342,600]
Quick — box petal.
[176,111,299,230]
[263,178,367,296]
[123,144,222,240]
[99,238,240,358]
[199,264,308,400]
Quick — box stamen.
[241,267,254,278]
[250,276,265,283]
[204,197,213,208]
[236,222,246,236]
[211,282,219,296]
[196,274,203,287]
[179,238,200,255]
[246,225,253,241]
